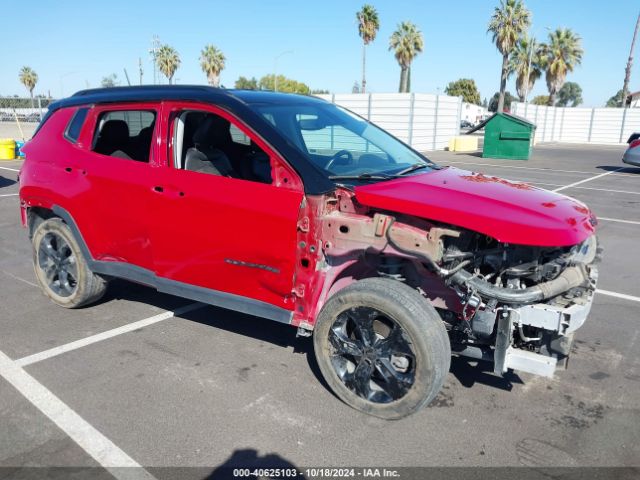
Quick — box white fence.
[316,93,463,151]
[511,102,640,145]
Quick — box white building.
[461,102,489,124]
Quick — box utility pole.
[622,11,640,108]
[139,58,143,85]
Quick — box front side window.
[254,103,434,180]
[92,110,156,162]
[172,110,272,184]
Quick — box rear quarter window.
[64,107,89,143]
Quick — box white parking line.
[0,193,18,197]
[0,166,20,172]
[0,269,38,288]
[519,181,640,196]
[443,161,638,178]
[597,289,640,303]
[0,349,157,479]
[598,217,640,225]
[16,302,205,367]
[552,168,625,192]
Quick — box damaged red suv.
[19,86,599,419]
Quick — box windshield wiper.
[395,163,430,176]
[328,172,397,182]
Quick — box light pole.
[273,50,293,92]
[524,37,536,104]
[524,26,550,105]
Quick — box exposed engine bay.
[304,190,601,379]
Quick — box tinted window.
[173,110,272,184]
[64,107,88,143]
[92,110,156,162]
[255,103,432,178]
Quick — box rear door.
[71,103,159,271]
[150,101,305,312]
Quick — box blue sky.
[2,0,638,106]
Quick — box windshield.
[254,102,435,181]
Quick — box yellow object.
[448,135,479,152]
[0,138,16,160]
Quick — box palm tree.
[200,44,226,87]
[356,4,380,94]
[508,36,542,102]
[539,28,583,106]
[389,22,424,93]
[487,0,531,112]
[19,66,38,107]
[155,45,181,84]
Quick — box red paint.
[355,167,596,247]
[20,98,598,328]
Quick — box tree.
[356,4,380,94]
[489,91,516,112]
[606,89,623,107]
[538,28,583,106]
[235,76,258,90]
[200,44,226,87]
[100,74,119,88]
[444,78,481,104]
[155,44,180,84]
[621,12,640,109]
[389,21,424,93]
[259,75,310,94]
[311,89,330,94]
[509,36,542,101]
[18,66,38,107]
[487,0,531,112]
[556,81,583,107]
[482,98,488,108]
[531,95,550,105]
[352,81,361,93]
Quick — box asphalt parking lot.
[0,143,639,478]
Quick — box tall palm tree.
[389,21,424,93]
[508,36,542,102]
[356,4,379,94]
[200,44,226,87]
[487,0,531,112]
[155,45,181,85]
[539,28,583,106]
[19,66,38,107]
[621,11,639,108]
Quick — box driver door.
[150,101,305,315]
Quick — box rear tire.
[313,277,450,419]
[32,217,107,308]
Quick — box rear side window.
[64,107,89,143]
[92,110,156,162]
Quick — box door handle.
[153,185,185,197]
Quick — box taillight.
[630,139,640,149]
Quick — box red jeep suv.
[19,86,599,419]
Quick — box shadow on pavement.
[204,449,307,479]
[597,165,640,173]
[449,356,522,391]
[0,176,17,188]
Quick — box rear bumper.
[622,151,640,167]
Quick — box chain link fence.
[0,97,55,140]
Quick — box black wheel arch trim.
[48,205,293,324]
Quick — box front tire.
[32,217,107,308]
[313,277,450,419]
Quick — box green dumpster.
[468,112,536,160]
